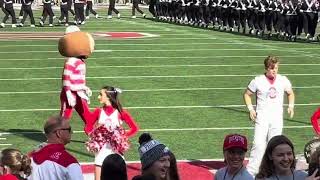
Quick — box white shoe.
[107,15,112,19]
[95,14,99,18]
[49,24,53,27]
[86,16,89,19]
[131,15,136,19]
[12,24,16,28]
[81,21,85,25]
[53,16,56,19]
[65,23,69,26]
[39,21,44,26]
[18,23,23,27]
[30,24,35,27]
[142,13,146,18]
[0,23,4,28]
[117,13,121,18]
[19,16,23,20]
[58,20,62,24]
[306,33,311,39]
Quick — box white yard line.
[1,74,320,81]
[0,63,319,70]
[0,42,304,47]
[0,144,12,146]
[0,55,303,61]
[0,125,312,135]
[0,86,320,94]
[0,103,318,112]
[0,48,276,53]
[0,43,242,47]
[0,48,318,54]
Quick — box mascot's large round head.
[58,25,95,58]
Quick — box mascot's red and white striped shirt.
[62,57,87,91]
[62,57,86,92]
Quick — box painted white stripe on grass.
[0,138,6,140]
[2,74,320,81]
[0,55,303,61]
[0,86,319,94]
[1,63,319,70]
[0,50,111,54]
[0,103,319,112]
[0,42,311,47]
[0,47,315,54]
[0,42,246,47]
[0,144,12,146]
[0,126,312,135]
[0,48,283,53]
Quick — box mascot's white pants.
[247,110,283,176]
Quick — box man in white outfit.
[243,56,295,176]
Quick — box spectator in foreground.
[28,115,83,180]
[214,134,253,180]
[100,153,127,180]
[256,135,309,180]
[0,148,32,180]
[132,133,171,180]
[168,151,180,180]
[308,147,320,179]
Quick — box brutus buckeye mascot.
[58,26,95,123]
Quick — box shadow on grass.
[0,128,93,158]
[0,128,46,142]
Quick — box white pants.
[247,110,283,176]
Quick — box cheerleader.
[84,85,139,180]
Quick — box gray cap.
[138,140,170,169]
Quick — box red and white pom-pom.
[85,125,130,154]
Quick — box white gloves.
[85,87,92,97]
[66,90,76,107]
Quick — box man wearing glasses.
[28,115,84,180]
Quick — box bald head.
[44,115,72,145]
[44,115,65,135]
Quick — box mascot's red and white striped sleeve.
[311,108,320,135]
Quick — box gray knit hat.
[138,140,170,170]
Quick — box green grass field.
[0,8,320,163]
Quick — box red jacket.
[311,108,320,135]
[0,174,19,180]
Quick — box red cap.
[223,134,248,151]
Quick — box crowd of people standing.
[149,0,320,41]
[0,0,147,27]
